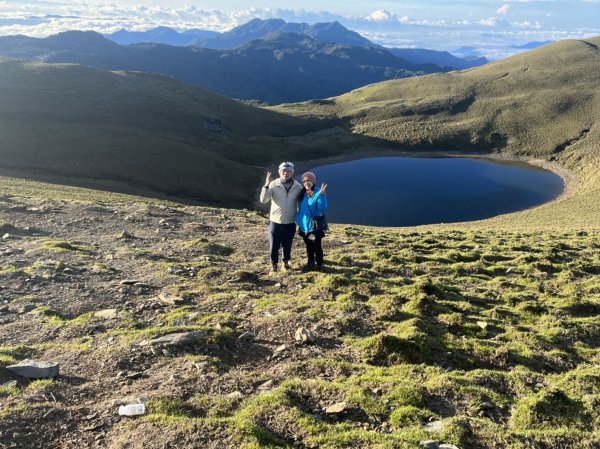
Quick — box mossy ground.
[0,187,599,448]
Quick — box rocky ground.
[0,193,599,448]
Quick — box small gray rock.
[7,359,59,379]
[423,420,445,433]
[419,441,439,449]
[238,331,256,343]
[479,401,495,411]
[150,331,205,347]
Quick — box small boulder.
[476,321,489,330]
[7,359,59,379]
[419,441,439,449]
[157,292,184,306]
[150,331,205,347]
[325,401,348,414]
[238,331,256,343]
[479,401,495,411]
[94,309,118,320]
[295,327,315,344]
[227,391,244,400]
[422,420,445,433]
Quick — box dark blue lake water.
[308,157,564,226]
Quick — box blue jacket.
[296,188,328,234]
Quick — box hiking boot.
[302,262,316,272]
[283,261,291,271]
[269,264,278,274]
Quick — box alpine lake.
[308,156,564,227]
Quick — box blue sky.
[1,1,598,59]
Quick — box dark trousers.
[302,232,324,267]
[268,221,296,265]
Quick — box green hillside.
[0,58,346,206]
[274,37,600,230]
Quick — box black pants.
[268,221,296,264]
[301,231,324,266]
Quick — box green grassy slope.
[274,37,600,230]
[0,59,344,206]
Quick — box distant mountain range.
[104,19,487,70]
[106,26,218,46]
[0,30,451,104]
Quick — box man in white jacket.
[260,161,303,272]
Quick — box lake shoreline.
[256,150,575,224]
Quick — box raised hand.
[265,171,273,187]
[320,183,328,195]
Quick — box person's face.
[279,169,294,180]
[302,178,314,190]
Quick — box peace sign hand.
[320,183,328,195]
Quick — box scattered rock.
[226,391,244,400]
[439,445,460,449]
[274,344,287,353]
[295,327,315,344]
[116,230,135,240]
[157,292,185,306]
[7,359,59,379]
[479,401,495,411]
[476,321,489,330]
[423,420,445,433]
[150,331,205,347]
[325,401,347,414]
[238,331,256,343]
[93,309,118,320]
[257,379,276,392]
[111,396,149,406]
[119,279,142,285]
[419,441,439,449]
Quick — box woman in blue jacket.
[296,171,328,271]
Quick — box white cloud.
[497,4,511,15]
[479,17,498,26]
[366,9,394,22]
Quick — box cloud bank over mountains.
[0,1,598,59]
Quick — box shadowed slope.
[0,59,343,206]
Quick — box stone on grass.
[157,292,185,306]
[439,445,460,449]
[295,327,315,344]
[325,402,348,414]
[150,331,205,347]
[94,309,118,319]
[7,359,59,379]
[227,391,244,400]
[479,401,495,411]
[419,441,439,449]
[476,321,489,330]
[423,420,445,433]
